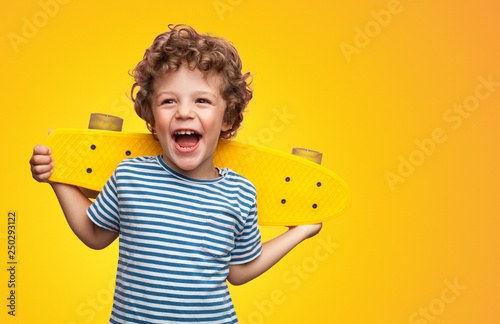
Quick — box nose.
[175,102,195,119]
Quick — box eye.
[160,99,175,105]
[196,98,212,104]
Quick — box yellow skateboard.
[45,124,350,226]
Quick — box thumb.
[48,129,53,135]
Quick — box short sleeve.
[86,169,120,232]
[229,200,262,265]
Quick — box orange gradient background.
[1,0,499,323]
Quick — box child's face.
[152,63,231,179]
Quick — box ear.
[221,121,232,132]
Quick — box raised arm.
[227,224,322,285]
[30,144,118,249]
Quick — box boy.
[30,24,321,323]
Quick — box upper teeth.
[175,130,196,135]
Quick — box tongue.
[176,134,199,148]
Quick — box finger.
[48,129,53,135]
[30,154,53,166]
[33,145,52,155]
[32,163,54,175]
[32,170,53,183]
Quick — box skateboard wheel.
[88,113,123,131]
[292,148,322,165]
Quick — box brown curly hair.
[130,24,253,139]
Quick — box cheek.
[153,111,170,134]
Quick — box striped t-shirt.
[86,155,263,323]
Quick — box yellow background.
[1,0,499,323]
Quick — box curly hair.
[130,24,253,139]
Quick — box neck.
[161,155,220,180]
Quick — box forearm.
[51,183,116,249]
[227,226,313,285]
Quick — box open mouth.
[173,130,201,151]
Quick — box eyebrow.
[156,90,218,97]
[155,90,176,96]
[155,91,173,99]
[193,91,217,97]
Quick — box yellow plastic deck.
[46,129,350,225]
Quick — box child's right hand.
[30,144,55,184]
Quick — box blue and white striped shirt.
[87,155,262,323]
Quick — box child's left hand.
[287,223,322,240]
